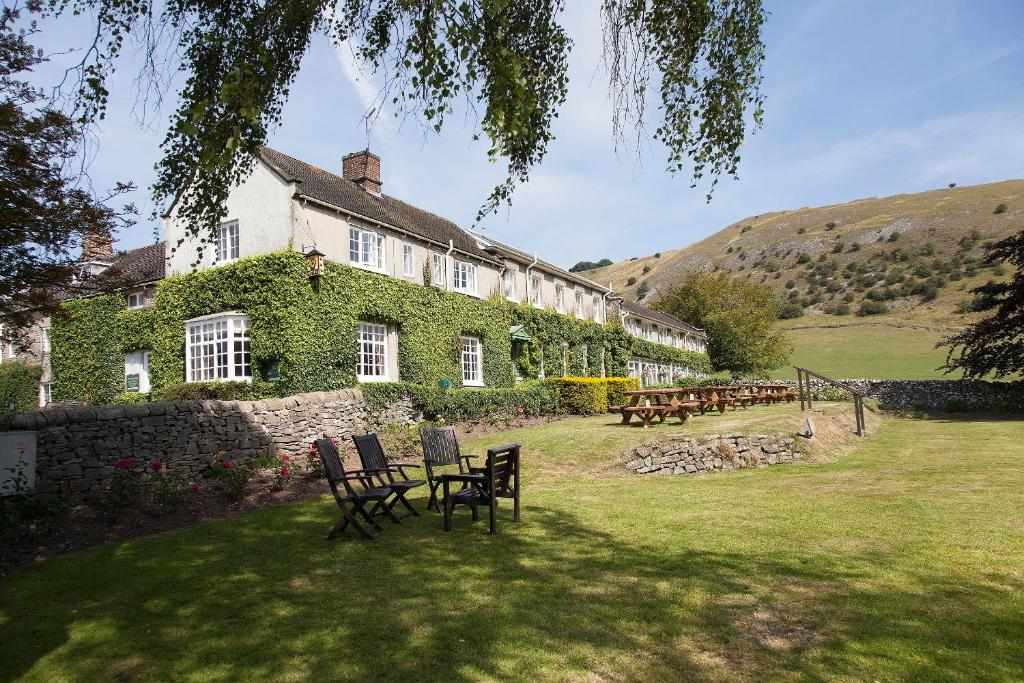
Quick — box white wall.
[164,161,296,276]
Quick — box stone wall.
[624,433,801,476]
[0,389,420,493]
[765,378,1024,412]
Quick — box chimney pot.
[342,149,382,194]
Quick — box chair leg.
[380,499,403,524]
[332,501,373,540]
[361,501,386,530]
[443,480,452,532]
[427,482,441,512]
[390,491,420,517]
[489,497,497,535]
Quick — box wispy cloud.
[333,43,395,140]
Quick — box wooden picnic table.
[615,389,702,428]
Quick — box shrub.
[827,302,851,316]
[604,377,641,408]
[797,227,806,234]
[0,363,42,415]
[114,391,151,405]
[887,232,900,242]
[152,381,266,402]
[779,303,804,319]
[826,221,837,230]
[857,300,889,316]
[741,225,752,233]
[654,252,661,258]
[206,457,253,502]
[636,281,650,299]
[626,276,637,286]
[796,253,811,264]
[848,242,861,252]
[831,242,844,254]
[546,377,609,415]
[726,246,734,254]
[784,279,795,289]
[642,265,651,274]
[994,203,1007,214]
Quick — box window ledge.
[350,262,387,275]
[462,379,485,388]
[357,375,395,383]
[454,288,481,299]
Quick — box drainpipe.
[524,252,539,304]
[445,239,454,291]
[602,282,615,325]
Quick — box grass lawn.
[770,319,954,380]
[2,407,1024,680]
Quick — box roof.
[258,147,498,264]
[109,241,166,286]
[472,234,611,293]
[619,299,706,337]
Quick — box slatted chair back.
[486,445,519,499]
[421,426,464,479]
[352,433,392,483]
[316,438,358,499]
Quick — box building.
[12,147,708,407]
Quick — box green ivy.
[0,363,42,414]
[49,251,708,405]
[50,294,126,404]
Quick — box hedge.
[361,381,555,422]
[151,381,267,402]
[0,363,42,415]
[604,377,641,407]
[546,377,609,415]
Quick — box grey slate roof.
[472,233,611,293]
[109,241,166,286]
[619,298,706,337]
[258,147,497,263]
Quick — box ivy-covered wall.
[48,251,710,403]
[0,362,42,414]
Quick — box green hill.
[587,180,1023,379]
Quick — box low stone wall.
[766,378,1024,412]
[624,433,801,476]
[0,390,420,493]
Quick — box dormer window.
[216,221,240,263]
[349,227,384,272]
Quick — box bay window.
[461,336,483,386]
[349,227,385,271]
[185,314,251,383]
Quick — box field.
[2,405,1024,681]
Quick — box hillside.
[586,179,1023,379]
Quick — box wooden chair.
[420,426,482,512]
[315,438,401,540]
[441,444,522,534]
[352,433,426,518]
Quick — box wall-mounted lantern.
[304,247,325,281]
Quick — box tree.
[46,0,767,256]
[941,230,1023,378]
[0,4,134,342]
[655,272,791,376]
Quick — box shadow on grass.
[2,493,1023,680]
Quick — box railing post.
[806,370,812,410]
[798,368,806,411]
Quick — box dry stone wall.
[763,379,1024,412]
[624,433,801,476]
[0,390,420,493]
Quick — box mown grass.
[2,409,1023,681]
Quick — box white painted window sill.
[462,379,484,388]
[350,262,387,275]
[357,375,395,383]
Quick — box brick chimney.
[342,149,382,195]
[82,224,114,262]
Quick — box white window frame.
[453,260,478,295]
[628,360,641,379]
[593,294,604,323]
[402,243,415,278]
[502,269,516,300]
[431,252,447,287]
[530,275,543,307]
[461,335,484,387]
[356,322,392,382]
[349,227,385,272]
[127,291,145,309]
[184,313,251,383]
[40,382,52,407]
[42,327,51,354]
[554,284,565,313]
[216,220,240,263]
[575,291,584,318]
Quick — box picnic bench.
[613,389,702,428]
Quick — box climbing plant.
[50,294,126,404]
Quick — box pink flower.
[516,407,525,415]
[281,455,290,463]
[220,460,232,470]
[280,467,290,477]
[191,484,200,495]
[115,458,130,470]
[148,459,162,472]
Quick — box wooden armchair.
[420,426,483,512]
[440,443,522,534]
[352,433,426,518]
[315,438,400,540]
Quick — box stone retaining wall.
[763,378,1024,411]
[624,433,801,476]
[0,390,420,493]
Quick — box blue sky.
[25,0,1024,269]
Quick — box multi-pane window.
[502,269,516,299]
[127,291,145,309]
[431,253,447,287]
[453,260,477,294]
[42,328,51,353]
[461,336,483,386]
[185,314,251,383]
[575,292,584,318]
[554,284,564,312]
[628,360,641,379]
[402,244,415,277]
[216,221,240,263]
[40,382,51,407]
[357,322,389,381]
[350,227,384,271]
[530,275,542,306]
[592,294,604,323]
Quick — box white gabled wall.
[163,160,296,276]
